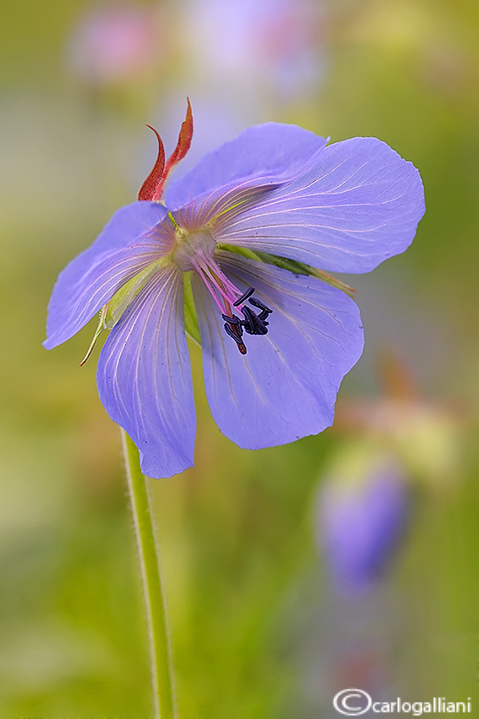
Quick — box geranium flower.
[44,105,425,478]
[316,454,410,594]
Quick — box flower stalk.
[121,429,175,719]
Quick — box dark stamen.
[222,313,244,336]
[240,306,255,334]
[233,287,254,306]
[222,288,272,354]
[248,297,272,315]
[241,306,268,335]
[224,323,243,345]
[222,313,240,325]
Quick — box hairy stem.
[121,429,175,719]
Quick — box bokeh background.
[2,0,479,716]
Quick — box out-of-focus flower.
[334,355,464,489]
[183,0,327,99]
[66,2,163,86]
[44,108,424,479]
[316,449,410,595]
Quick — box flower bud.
[316,446,410,595]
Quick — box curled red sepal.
[138,99,193,203]
[138,125,166,201]
[158,97,193,196]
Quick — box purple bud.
[316,457,410,595]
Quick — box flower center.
[172,229,272,355]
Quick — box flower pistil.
[172,227,272,354]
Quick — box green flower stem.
[121,429,175,719]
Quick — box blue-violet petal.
[96,263,195,478]
[165,122,328,227]
[44,202,172,349]
[192,251,364,449]
[215,137,425,273]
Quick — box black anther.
[241,306,268,335]
[222,313,244,337]
[233,287,254,307]
[224,323,243,345]
[222,313,241,326]
[222,288,272,353]
[255,320,269,335]
[248,297,272,315]
[240,306,256,334]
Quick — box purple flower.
[316,458,410,594]
[44,111,424,478]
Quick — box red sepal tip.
[137,99,193,203]
[138,125,166,201]
[162,98,193,182]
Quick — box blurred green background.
[2,0,479,716]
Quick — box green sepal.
[183,271,201,346]
[104,259,164,329]
[253,250,312,276]
[80,304,108,366]
[80,259,164,365]
[218,244,356,297]
[217,243,264,263]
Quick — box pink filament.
[191,249,245,314]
